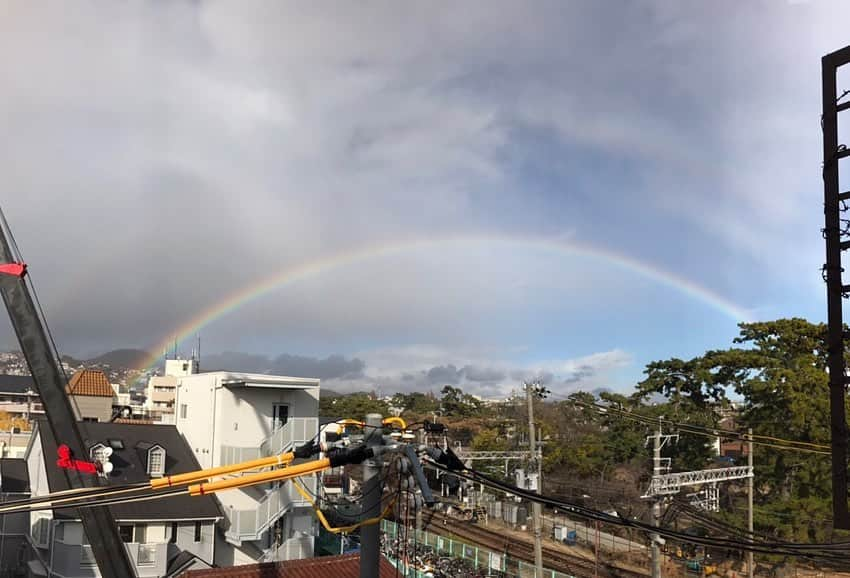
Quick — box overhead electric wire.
[561,397,831,455]
[423,459,850,562]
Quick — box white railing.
[220,417,318,466]
[225,478,315,543]
[260,417,318,456]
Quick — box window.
[272,403,289,430]
[90,443,109,463]
[82,417,98,423]
[137,544,156,566]
[170,522,178,544]
[180,404,187,419]
[148,446,165,477]
[118,525,133,543]
[194,521,202,543]
[134,524,147,544]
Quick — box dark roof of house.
[34,419,222,521]
[0,375,36,395]
[66,369,114,397]
[0,458,29,493]
[167,550,211,577]
[180,554,397,577]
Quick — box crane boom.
[0,212,136,577]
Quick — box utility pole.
[822,43,850,530]
[650,426,662,578]
[747,428,754,578]
[360,413,383,578]
[524,381,548,578]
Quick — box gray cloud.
[201,351,365,380]
[426,365,463,385]
[0,1,845,381]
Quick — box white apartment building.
[144,357,199,424]
[172,371,320,566]
[23,419,222,578]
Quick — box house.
[173,371,320,566]
[177,552,398,577]
[0,374,43,422]
[66,369,116,423]
[0,458,31,575]
[0,430,34,458]
[23,419,223,578]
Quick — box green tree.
[390,392,440,417]
[319,392,389,419]
[440,385,482,417]
[637,319,842,540]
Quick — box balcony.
[59,542,167,577]
[220,417,318,466]
[224,478,315,544]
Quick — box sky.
[1,1,849,398]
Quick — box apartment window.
[180,404,187,419]
[194,521,202,543]
[90,443,109,463]
[134,524,147,544]
[148,446,165,477]
[272,403,289,430]
[118,525,133,543]
[170,522,178,544]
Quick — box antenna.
[196,333,201,372]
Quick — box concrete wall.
[70,396,113,423]
[175,373,319,470]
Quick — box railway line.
[421,511,649,578]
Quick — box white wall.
[175,373,319,470]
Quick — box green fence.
[382,519,576,578]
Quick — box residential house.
[23,419,222,578]
[173,372,319,566]
[66,370,115,423]
[0,458,31,576]
[0,375,43,422]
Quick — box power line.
[558,397,831,455]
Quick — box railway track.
[422,511,648,578]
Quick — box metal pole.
[823,44,850,530]
[747,428,754,578]
[651,425,662,578]
[525,382,543,578]
[360,413,383,578]
[0,214,136,578]
[594,520,600,578]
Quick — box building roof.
[34,419,222,521]
[0,375,36,395]
[167,550,211,577]
[180,372,320,390]
[0,458,29,493]
[179,553,397,577]
[66,369,114,397]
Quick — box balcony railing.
[260,417,318,456]
[224,478,315,544]
[220,417,318,466]
[75,542,166,576]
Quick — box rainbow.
[137,235,751,374]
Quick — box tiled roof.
[66,369,114,397]
[180,554,397,577]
